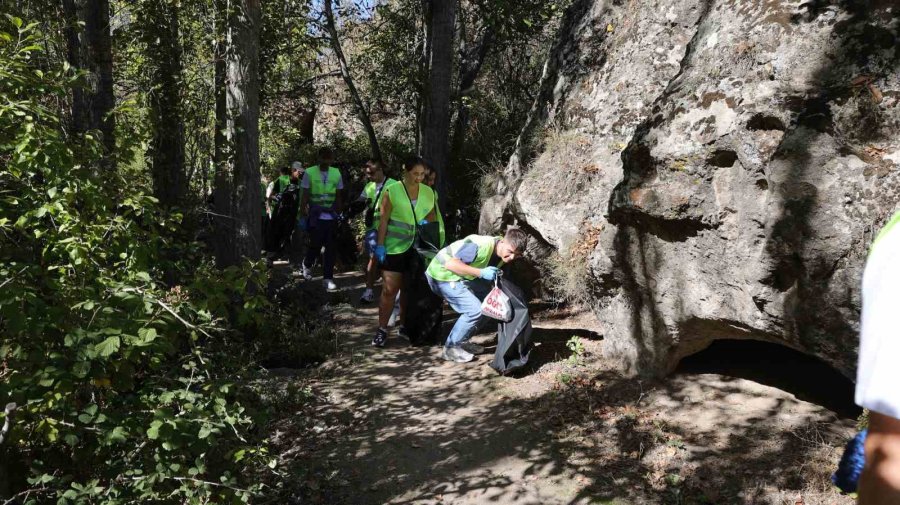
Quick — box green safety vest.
[364,178,396,232]
[306,166,341,208]
[427,235,503,282]
[384,182,444,254]
[275,174,291,194]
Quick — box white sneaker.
[324,279,337,291]
[301,264,312,280]
[460,342,485,355]
[443,346,474,363]
[360,288,375,303]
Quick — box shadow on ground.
[265,272,854,505]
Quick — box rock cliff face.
[481,0,900,377]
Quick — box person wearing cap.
[287,161,306,266]
[425,228,527,363]
[267,164,302,259]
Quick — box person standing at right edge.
[856,210,900,505]
[372,157,441,347]
[299,148,343,291]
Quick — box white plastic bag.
[480,280,512,321]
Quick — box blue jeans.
[427,275,492,348]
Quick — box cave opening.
[674,339,861,419]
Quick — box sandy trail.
[273,271,856,505]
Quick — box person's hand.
[375,245,386,264]
[297,217,309,231]
[479,266,500,281]
[418,219,429,225]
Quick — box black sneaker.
[372,328,387,347]
[398,325,409,340]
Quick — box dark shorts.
[381,248,416,273]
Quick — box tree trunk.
[420,0,456,202]
[212,0,234,267]
[323,0,382,161]
[141,0,186,208]
[449,27,493,176]
[223,0,262,265]
[62,0,116,169]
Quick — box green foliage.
[0,19,271,504]
[566,336,585,364]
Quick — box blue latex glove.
[418,219,429,225]
[375,245,386,264]
[479,266,500,281]
[297,217,309,231]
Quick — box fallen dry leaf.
[868,83,883,104]
[851,75,872,86]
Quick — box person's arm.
[299,188,310,218]
[334,172,344,214]
[860,412,900,504]
[377,193,392,246]
[335,189,343,214]
[298,172,310,217]
[443,258,483,279]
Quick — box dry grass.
[537,221,603,306]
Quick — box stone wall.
[481,0,900,377]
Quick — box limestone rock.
[482,0,900,377]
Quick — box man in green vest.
[426,228,528,363]
[299,148,344,291]
[357,160,395,303]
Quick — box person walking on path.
[299,148,344,291]
[372,157,443,347]
[856,210,900,504]
[357,160,396,303]
[425,229,527,363]
[287,161,307,267]
[267,164,302,259]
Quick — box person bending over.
[857,212,900,505]
[425,229,527,363]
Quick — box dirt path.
[270,271,858,505]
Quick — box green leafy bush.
[0,18,270,504]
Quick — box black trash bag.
[490,277,532,375]
[267,183,300,253]
[403,252,443,346]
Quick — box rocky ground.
[259,271,859,505]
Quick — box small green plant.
[566,335,585,364]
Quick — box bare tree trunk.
[323,0,382,161]
[223,0,262,265]
[417,0,432,151]
[62,0,116,169]
[213,0,234,267]
[140,0,186,208]
[420,0,456,202]
[449,27,493,172]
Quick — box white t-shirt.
[856,213,900,419]
[301,168,344,220]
